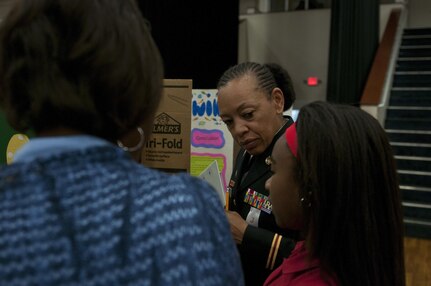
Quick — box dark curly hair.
[0,0,164,141]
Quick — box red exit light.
[307,77,319,86]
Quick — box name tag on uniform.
[243,188,272,214]
[246,207,261,227]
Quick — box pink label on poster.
[191,129,225,148]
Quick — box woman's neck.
[37,127,83,137]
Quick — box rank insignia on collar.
[265,156,271,166]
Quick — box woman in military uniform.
[217,62,299,286]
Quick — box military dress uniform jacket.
[227,116,299,286]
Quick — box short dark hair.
[217,62,296,111]
[296,101,405,286]
[0,0,163,141]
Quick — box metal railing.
[360,7,408,125]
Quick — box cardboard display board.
[141,79,192,173]
[190,89,234,191]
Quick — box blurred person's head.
[265,101,405,286]
[0,0,163,150]
[217,62,295,155]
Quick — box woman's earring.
[117,127,145,152]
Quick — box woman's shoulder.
[136,168,223,210]
[130,166,231,249]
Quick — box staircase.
[385,27,431,239]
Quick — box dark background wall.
[138,1,239,89]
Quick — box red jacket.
[264,241,338,286]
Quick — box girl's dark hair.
[217,62,296,111]
[0,0,164,141]
[296,101,405,286]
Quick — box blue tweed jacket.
[0,146,244,285]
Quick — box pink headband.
[285,123,298,158]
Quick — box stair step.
[401,185,431,204]
[396,59,431,71]
[404,28,431,34]
[386,107,431,119]
[396,157,431,172]
[390,141,431,148]
[404,28,431,36]
[387,106,431,110]
[390,89,431,106]
[398,170,431,188]
[402,37,431,46]
[399,45,431,50]
[403,202,431,220]
[403,35,431,39]
[386,130,431,143]
[393,73,431,87]
[397,57,431,61]
[392,87,431,90]
[398,48,431,58]
[385,118,431,131]
[395,71,431,75]
[404,218,431,239]
[392,142,431,148]
[392,145,431,157]
[400,45,431,51]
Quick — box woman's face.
[265,137,303,229]
[218,75,284,155]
